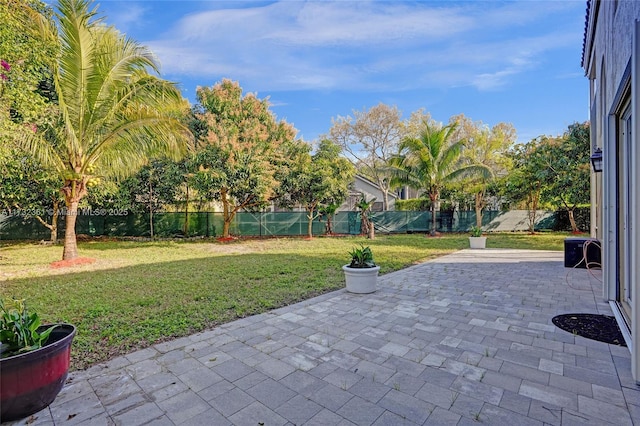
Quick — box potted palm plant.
[0,298,76,422]
[342,245,380,293]
[469,226,487,249]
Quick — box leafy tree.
[501,138,547,233]
[17,0,191,259]
[0,0,58,139]
[328,103,405,210]
[0,148,63,242]
[277,139,355,238]
[536,122,590,232]
[450,114,515,227]
[390,121,490,236]
[192,79,296,238]
[118,159,186,237]
[0,0,62,242]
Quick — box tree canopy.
[277,139,355,238]
[391,121,490,235]
[16,0,192,259]
[192,79,297,238]
[328,103,405,210]
[450,114,515,227]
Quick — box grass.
[0,232,575,370]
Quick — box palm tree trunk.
[431,205,437,236]
[62,200,79,260]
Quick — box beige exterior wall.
[583,0,640,383]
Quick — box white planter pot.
[342,265,380,294]
[469,236,487,249]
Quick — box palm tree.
[390,122,490,236]
[20,0,191,259]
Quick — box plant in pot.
[342,245,380,293]
[0,298,76,422]
[468,226,487,249]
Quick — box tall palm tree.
[390,122,491,236]
[20,0,191,260]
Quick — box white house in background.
[339,175,397,212]
[582,0,640,383]
[271,174,397,213]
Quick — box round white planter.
[469,236,487,249]
[342,265,380,294]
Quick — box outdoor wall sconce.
[590,147,603,173]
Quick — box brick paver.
[5,249,638,425]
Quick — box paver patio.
[5,249,639,425]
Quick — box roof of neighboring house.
[352,175,398,200]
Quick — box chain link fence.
[1,209,580,241]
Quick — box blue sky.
[84,0,588,143]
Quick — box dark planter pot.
[0,324,76,422]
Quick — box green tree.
[17,0,191,259]
[501,138,547,233]
[328,103,405,210]
[0,0,58,139]
[391,121,490,236]
[0,0,62,242]
[537,122,590,232]
[277,139,355,238]
[192,79,296,238]
[450,114,515,227]
[118,159,186,238]
[0,148,63,242]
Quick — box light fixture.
[590,147,603,173]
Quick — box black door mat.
[552,314,627,346]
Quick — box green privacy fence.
[0,209,507,241]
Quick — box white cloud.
[101,3,148,35]
[139,0,584,92]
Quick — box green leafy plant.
[469,226,483,237]
[348,245,376,268]
[0,298,57,358]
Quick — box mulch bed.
[552,313,627,346]
[50,257,96,269]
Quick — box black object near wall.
[564,237,601,269]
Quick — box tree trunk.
[568,209,579,233]
[62,200,79,260]
[360,212,369,236]
[183,184,189,236]
[526,186,540,234]
[326,215,333,235]
[149,182,154,239]
[430,204,437,236]
[60,179,87,260]
[34,199,59,244]
[50,202,59,244]
[221,188,231,238]
[475,192,484,228]
[307,206,314,238]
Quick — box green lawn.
[0,232,576,370]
